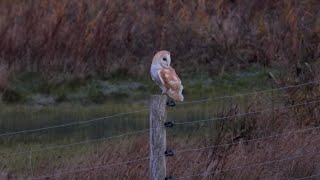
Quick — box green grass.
[2,64,275,104]
[0,103,149,149]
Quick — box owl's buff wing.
[159,67,184,101]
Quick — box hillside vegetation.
[0,0,319,83]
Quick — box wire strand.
[176,126,320,154]
[298,173,320,180]
[179,80,320,105]
[31,156,150,179]
[2,128,151,157]
[175,99,320,125]
[2,80,319,137]
[28,125,320,179]
[0,109,148,137]
[4,100,320,157]
[2,80,320,179]
[176,150,320,179]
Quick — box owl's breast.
[150,65,162,86]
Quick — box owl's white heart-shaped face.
[152,50,171,67]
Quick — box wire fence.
[0,109,148,137]
[1,79,319,137]
[1,128,151,157]
[1,80,320,179]
[2,99,320,157]
[32,157,150,180]
[25,121,320,179]
[175,150,320,179]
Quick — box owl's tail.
[167,89,184,102]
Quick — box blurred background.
[0,0,320,179]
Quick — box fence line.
[175,125,320,154]
[31,157,150,180]
[29,141,320,179]
[0,109,148,137]
[1,80,319,138]
[3,118,319,167]
[2,128,151,157]
[175,150,320,179]
[180,80,320,105]
[2,80,320,179]
[3,99,320,157]
[175,99,320,125]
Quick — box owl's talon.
[167,100,176,107]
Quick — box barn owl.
[150,50,184,102]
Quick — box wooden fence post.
[149,95,167,180]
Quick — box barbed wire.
[0,109,148,137]
[175,99,320,125]
[31,156,150,179]
[175,150,320,179]
[180,80,320,105]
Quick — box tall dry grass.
[0,63,11,90]
[0,0,319,79]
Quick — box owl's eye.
[163,58,167,61]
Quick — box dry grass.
[0,63,12,90]
[23,109,320,180]
[0,0,319,79]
